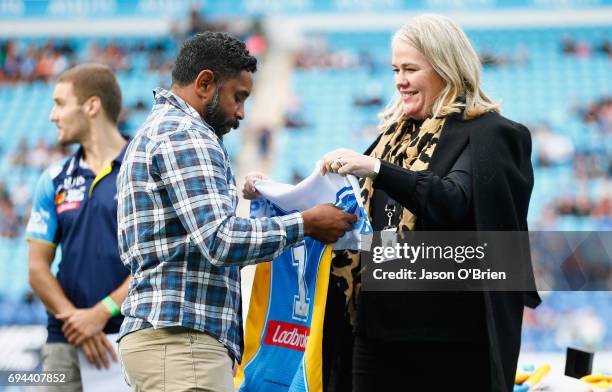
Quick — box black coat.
[359,110,541,392]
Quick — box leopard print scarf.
[330,116,446,321]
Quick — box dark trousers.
[352,335,490,392]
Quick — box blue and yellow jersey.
[25,144,130,343]
[235,170,371,392]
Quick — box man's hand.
[81,332,118,370]
[56,303,111,346]
[319,148,379,179]
[302,204,357,243]
[242,171,269,200]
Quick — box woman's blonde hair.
[379,14,499,132]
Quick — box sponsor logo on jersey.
[25,208,50,235]
[57,201,80,214]
[54,192,65,205]
[54,178,86,214]
[65,186,85,202]
[263,320,310,352]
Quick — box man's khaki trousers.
[119,326,234,392]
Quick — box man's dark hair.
[172,31,257,86]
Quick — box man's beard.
[203,85,239,139]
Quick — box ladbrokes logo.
[263,320,309,351]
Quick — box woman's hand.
[242,171,269,200]
[319,148,379,179]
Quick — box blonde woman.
[319,14,540,392]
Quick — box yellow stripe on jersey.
[234,261,272,389]
[304,245,333,392]
[24,237,58,248]
[89,163,113,197]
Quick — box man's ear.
[194,69,216,104]
[83,96,101,118]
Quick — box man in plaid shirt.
[117,32,356,392]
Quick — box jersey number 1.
[291,242,310,322]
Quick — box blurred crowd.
[293,35,532,71]
[0,38,180,84]
[293,33,612,74]
[9,138,71,170]
[479,45,531,68]
[0,40,76,83]
[562,36,612,59]
[530,95,612,229]
[0,180,30,239]
[580,96,612,132]
[294,46,363,70]
[523,297,609,351]
[0,6,267,85]
[293,36,378,72]
[0,139,72,239]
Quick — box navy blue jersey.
[25,145,129,343]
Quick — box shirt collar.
[153,87,221,142]
[70,134,130,174]
[153,87,202,122]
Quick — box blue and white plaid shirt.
[117,88,304,361]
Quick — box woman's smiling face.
[392,39,446,120]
